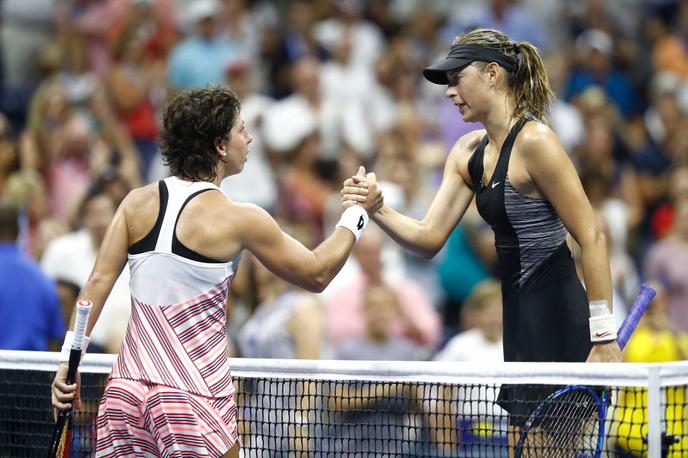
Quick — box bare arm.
[344,134,480,258]
[79,198,130,336]
[520,124,612,308]
[519,124,621,362]
[52,193,130,413]
[237,204,360,293]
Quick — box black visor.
[423,44,518,85]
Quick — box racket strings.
[521,390,601,457]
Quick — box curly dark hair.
[160,86,241,182]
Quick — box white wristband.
[59,331,91,363]
[336,205,369,242]
[589,300,610,317]
[589,300,616,342]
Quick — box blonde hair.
[452,28,554,122]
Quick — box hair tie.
[512,43,523,72]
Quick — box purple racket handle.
[616,284,656,350]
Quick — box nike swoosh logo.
[594,331,611,338]
[491,181,500,189]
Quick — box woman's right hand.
[341,166,384,215]
[51,363,81,420]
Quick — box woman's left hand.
[586,340,623,363]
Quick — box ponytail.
[509,41,554,121]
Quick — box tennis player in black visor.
[341,28,622,453]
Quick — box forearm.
[581,230,624,362]
[306,228,357,292]
[269,227,356,293]
[579,230,613,312]
[372,205,441,258]
[74,271,120,337]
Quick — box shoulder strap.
[155,177,219,253]
[467,135,489,190]
[171,189,225,263]
[128,181,168,255]
[493,118,528,182]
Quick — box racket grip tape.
[72,299,92,350]
[617,284,656,350]
[59,300,92,364]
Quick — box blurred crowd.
[1,0,687,367]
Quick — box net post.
[647,365,661,458]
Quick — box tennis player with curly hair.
[51,86,376,457]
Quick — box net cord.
[2,350,688,388]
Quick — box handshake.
[334,166,385,243]
[340,166,385,216]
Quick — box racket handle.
[72,299,92,351]
[616,284,656,350]
[65,349,81,386]
[65,299,92,385]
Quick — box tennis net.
[1,350,686,457]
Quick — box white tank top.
[111,176,238,397]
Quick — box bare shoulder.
[450,129,486,159]
[121,182,160,214]
[448,129,485,183]
[516,121,563,160]
[216,199,276,239]
[116,183,163,245]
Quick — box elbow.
[288,263,330,293]
[419,245,441,259]
[413,225,444,259]
[592,224,607,249]
[303,272,329,293]
[86,271,108,288]
[580,225,608,253]
[305,281,327,294]
[416,238,443,259]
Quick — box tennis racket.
[514,284,656,458]
[48,299,92,458]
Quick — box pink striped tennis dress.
[96,177,239,457]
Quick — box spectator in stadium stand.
[644,196,688,332]
[0,113,19,194]
[328,283,427,456]
[236,254,326,360]
[41,185,131,354]
[435,212,494,341]
[50,86,375,457]
[220,59,277,212]
[324,227,441,351]
[166,0,241,91]
[0,200,64,351]
[336,283,427,361]
[433,278,503,363]
[650,165,688,240]
[3,169,54,258]
[313,0,385,70]
[342,27,622,438]
[432,278,506,455]
[564,28,637,118]
[105,24,164,181]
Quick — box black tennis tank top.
[467,119,591,365]
[468,119,569,290]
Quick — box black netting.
[0,366,684,457]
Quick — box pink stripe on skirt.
[96,378,238,457]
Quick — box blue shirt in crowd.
[167,36,240,89]
[0,243,65,350]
